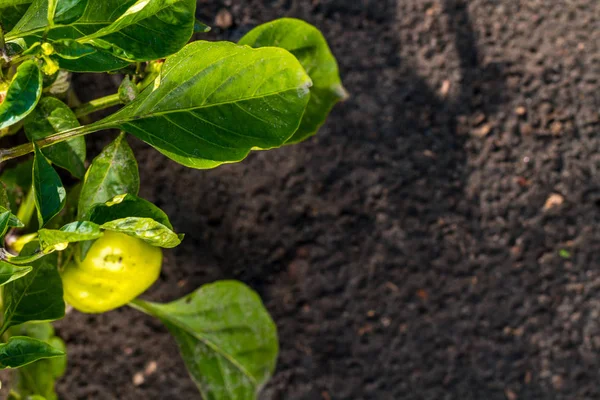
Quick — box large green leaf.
[239,18,348,144]
[8,0,132,40]
[32,144,66,228]
[0,205,25,228]
[25,97,86,179]
[9,0,197,71]
[1,243,64,334]
[0,61,43,130]
[0,0,33,32]
[0,261,31,286]
[38,220,103,253]
[94,40,312,169]
[100,217,182,248]
[131,281,279,399]
[79,0,197,61]
[0,336,64,369]
[77,133,139,219]
[10,322,66,400]
[88,193,173,229]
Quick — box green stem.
[74,93,122,118]
[16,189,35,228]
[0,26,8,65]
[0,123,109,164]
[128,298,155,316]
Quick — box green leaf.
[239,18,348,143]
[101,217,182,248]
[77,133,139,220]
[25,97,86,179]
[1,242,64,333]
[0,261,31,287]
[79,0,197,61]
[50,39,95,59]
[194,19,210,33]
[0,158,33,214]
[88,193,173,229]
[0,0,33,32]
[32,145,66,228]
[0,211,12,239]
[0,336,64,369]
[118,75,138,104]
[0,205,25,228]
[131,281,278,399]
[9,0,196,71]
[95,40,312,169]
[8,0,123,39]
[52,46,131,72]
[38,221,103,253]
[0,61,43,130]
[10,322,66,400]
[0,183,12,210]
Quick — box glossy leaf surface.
[9,0,197,71]
[10,322,66,400]
[38,221,103,253]
[132,281,278,399]
[77,133,139,219]
[32,145,66,227]
[0,0,33,32]
[25,97,86,179]
[0,336,64,369]
[0,61,43,130]
[240,18,347,143]
[97,40,312,169]
[100,217,182,248]
[0,261,32,287]
[1,243,64,333]
[88,193,173,229]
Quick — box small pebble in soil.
[543,193,564,211]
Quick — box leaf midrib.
[105,85,309,127]
[147,302,260,389]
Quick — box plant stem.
[128,298,154,315]
[16,189,35,228]
[0,123,108,164]
[74,93,122,118]
[0,26,9,66]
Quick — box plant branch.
[0,123,110,164]
[74,93,122,118]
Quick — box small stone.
[472,124,492,138]
[550,121,563,135]
[515,106,527,116]
[144,361,158,376]
[543,193,564,211]
[440,80,451,97]
[505,389,517,400]
[215,9,233,29]
[381,317,391,327]
[367,310,376,317]
[133,372,145,386]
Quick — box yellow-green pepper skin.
[61,231,162,313]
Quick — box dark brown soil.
[8,0,600,399]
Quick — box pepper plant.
[0,0,346,398]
